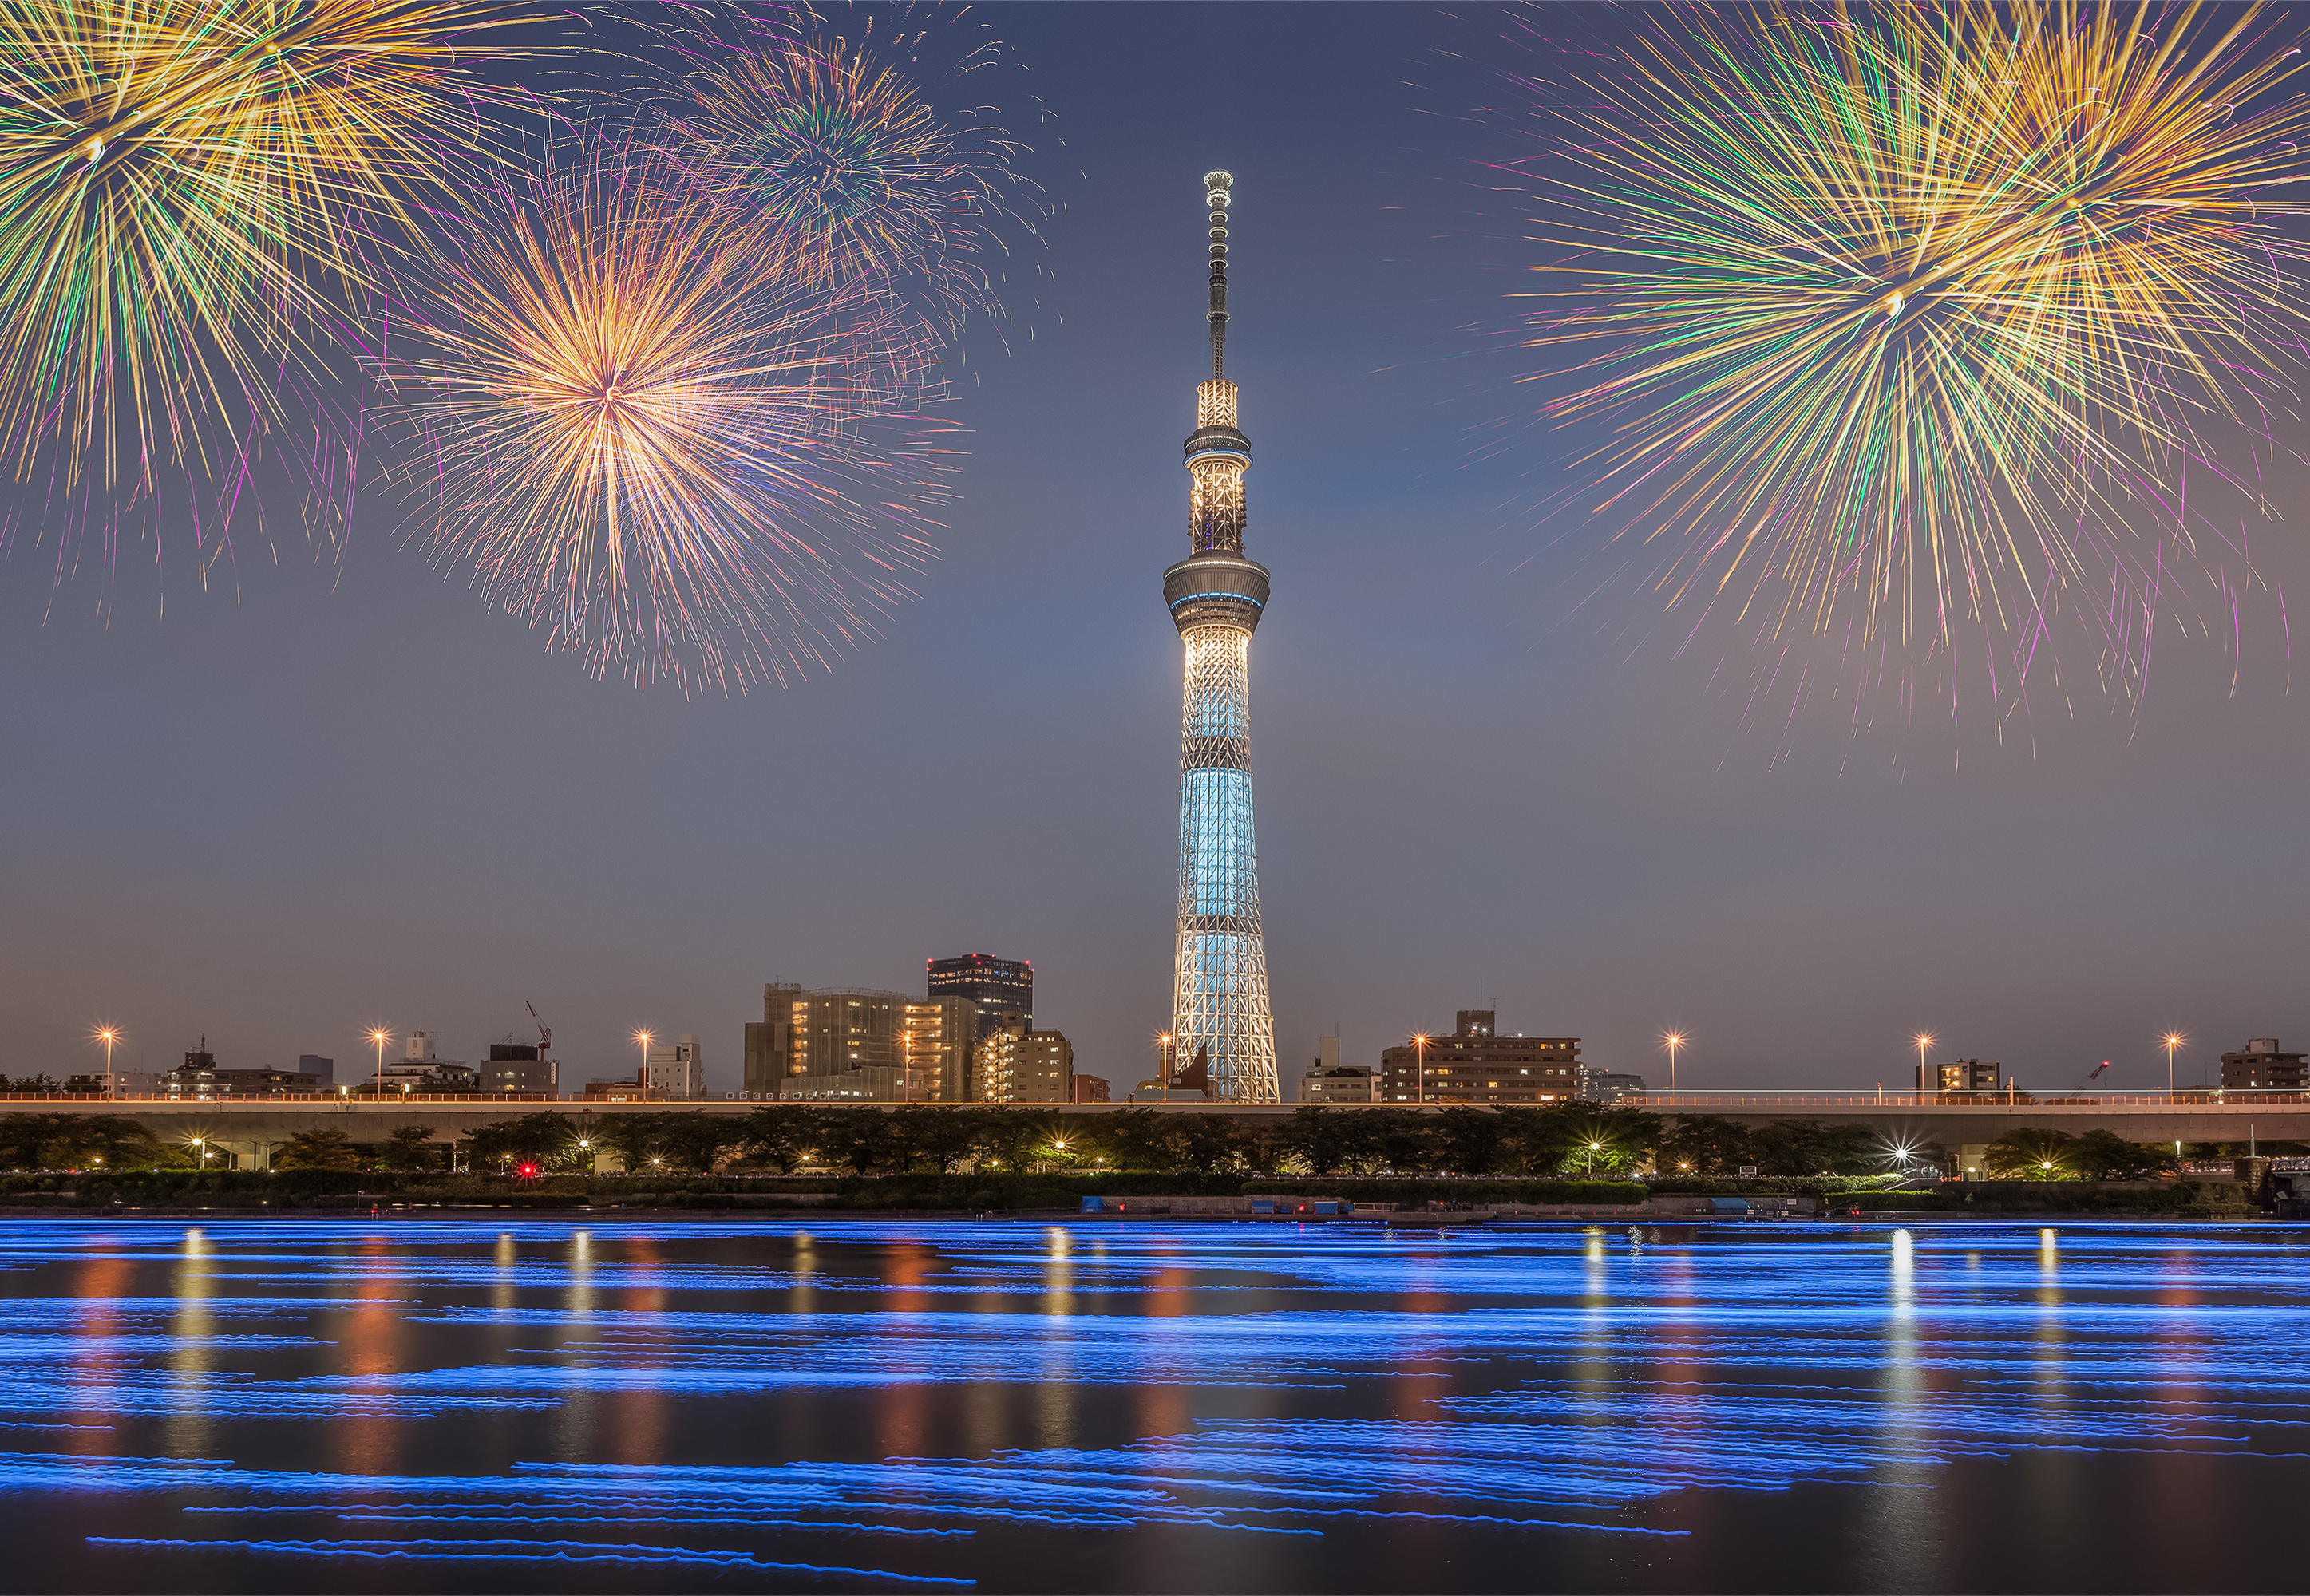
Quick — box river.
[0,1216,2303,1592]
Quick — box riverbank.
[0,1169,2268,1219]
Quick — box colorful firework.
[664,14,1043,334]
[0,0,543,546]
[383,143,953,691]
[1520,0,2310,713]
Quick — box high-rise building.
[927,954,1034,1044]
[904,996,979,1101]
[1379,1013,1580,1104]
[645,1034,705,1100]
[975,1024,1074,1104]
[299,1053,334,1086]
[1165,169,1279,1104]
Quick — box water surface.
[2,1217,2305,1592]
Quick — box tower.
[1164,169,1279,1104]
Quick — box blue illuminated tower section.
[1164,169,1279,1104]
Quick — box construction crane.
[525,1000,559,1093]
[2069,1059,2112,1095]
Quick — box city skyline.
[1,5,2304,1100]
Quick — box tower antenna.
[1206,168,1230,380]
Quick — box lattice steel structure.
[1163,169,1278,1104]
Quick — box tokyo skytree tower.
[1163,169,1279,1104]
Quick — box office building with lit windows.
[903,996,979,1101]
[928,954,1034,1045]
[974,1024,1074,1104]
[1378,1011,1580,1104]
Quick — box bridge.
[5,1090,2297,1170]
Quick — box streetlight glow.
[91,1025,121,1098]
[1662,1031,1686,1092]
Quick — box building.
[1578,1069,1648,1105]
[2221,1038,2305,1092]
[1072,1075,1111,1104]
[1303,1065,1378,1104]
[1165,169,1280,1105]
[299,1054,334,1086]
[1378,1013,1580,1104]
[365,1061,480,1094]
[645,1034,705,1100]
[975,1024,1074,1104]
[583,1075,659,1103]
[1917,1059,2003,1096]
[904,996,979,1101]
[1301,1033,1376,1104]
[65,1071,161,1096]
[773,989,909,1100]
[742,982,801,1097]
[165,1041,219,1099]
[927,955,1034,1045]
[484,1040,556,1096]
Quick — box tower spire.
[1206,168,1231,380]
[1162,168,1278,1104]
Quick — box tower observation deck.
[1164,169,1278,1104]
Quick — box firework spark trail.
[383,140,954,691]
[1517,0,2310,720]
[0,0,546,556]
[661,10,1046,339]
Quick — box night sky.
[2,2,2304,1098]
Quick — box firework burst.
[0,0,542,546]
[664,14,1043,334]
[384,143,953,690]
[1521,0,2310,713]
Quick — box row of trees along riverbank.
[0,1105,2274,1180]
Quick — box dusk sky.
[3,2,2304,1098]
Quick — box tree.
[591,1112,670,1175]
[275,1128,363,1171]
[1232,1118,1295,1176]
[376,1126,439,1171]
[1430,1108,1511,1175]
[1170,1116,1244,1174]
[1086,1107,1181,1172]
[1747,1120,1877,1176]
[816,1109,893,1176]
[467,1113,580,1172]
[736,1105,818,1175]
[1984,1127,2079,1179]
[913,1107,985,1173]
[971,1108,1056,1173]
[653,1114,742,1173]
[1655,1116,1755,1177]
[1363,1110,1436,1175]
[1284,1106,1350,1175]
[2067,1129,2180,1180]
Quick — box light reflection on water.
[0,1219,2304,1592]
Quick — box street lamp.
[2162,1031,2185,1096]
[369,1028,392,1095]
[1662,1032,1686,1094]
[635,1029,654,1095]
[1412,1034,1429,1107]
[1913,1032,1935,1091]
[92,1027,120,1098]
